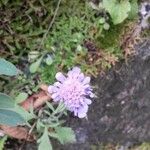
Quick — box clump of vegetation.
[0,0,139,83]
[0,59,76,150]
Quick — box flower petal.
[78,111,87,118]
[78,73,84,82]
[55,72,66,83]
[48,85,58,93]
[77,104,88,118]
[84,98,92,105]
[72,67,81,74]
[54,82,62,87]
[90,92,95,98]
[51,93,59,100]
[48,86,53,93]
[73,108,78,116]
[48,66,93,119]
[83,77,90,85]
[68,67,81,78]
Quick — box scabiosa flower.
[48,67,94,118]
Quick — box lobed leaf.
[55,127,76,144]
[38,128,52,150]
[103,0,131,24]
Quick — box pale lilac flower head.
[48,67,94,118]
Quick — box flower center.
[59,78,84,107]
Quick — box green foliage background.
[0,0,138,85]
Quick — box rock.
[54,40,150,150]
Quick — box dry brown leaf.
[20,94,35,111]
[0,125,35,141]
[33,94,50,109]
[21,84,51,111]
[40,84,49,92]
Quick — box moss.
[96,24,123,49]
[95,19,136,50]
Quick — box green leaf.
[55,127,76,144]
[45,55,53,66]
[103,23,110,30]
[128,0,138,19]
[13,105,34,121]
[28,51,40,62]
[36,120,45,132]
[0,58,18,76]
[0,109,25,126]
[0,93,31,123]
[47,122,61,128]
[0,136,7,150]
[46,102,55,112]
[29,56,43,73]
[76,45,82,52]
[0,93,14,109]
[38,128,52,150]
[15,92,28,104]
[103,0,131,24]
[53,102,65,115]
[99,18,105,24]
[49,132,59,139]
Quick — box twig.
[38,0,62,51]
